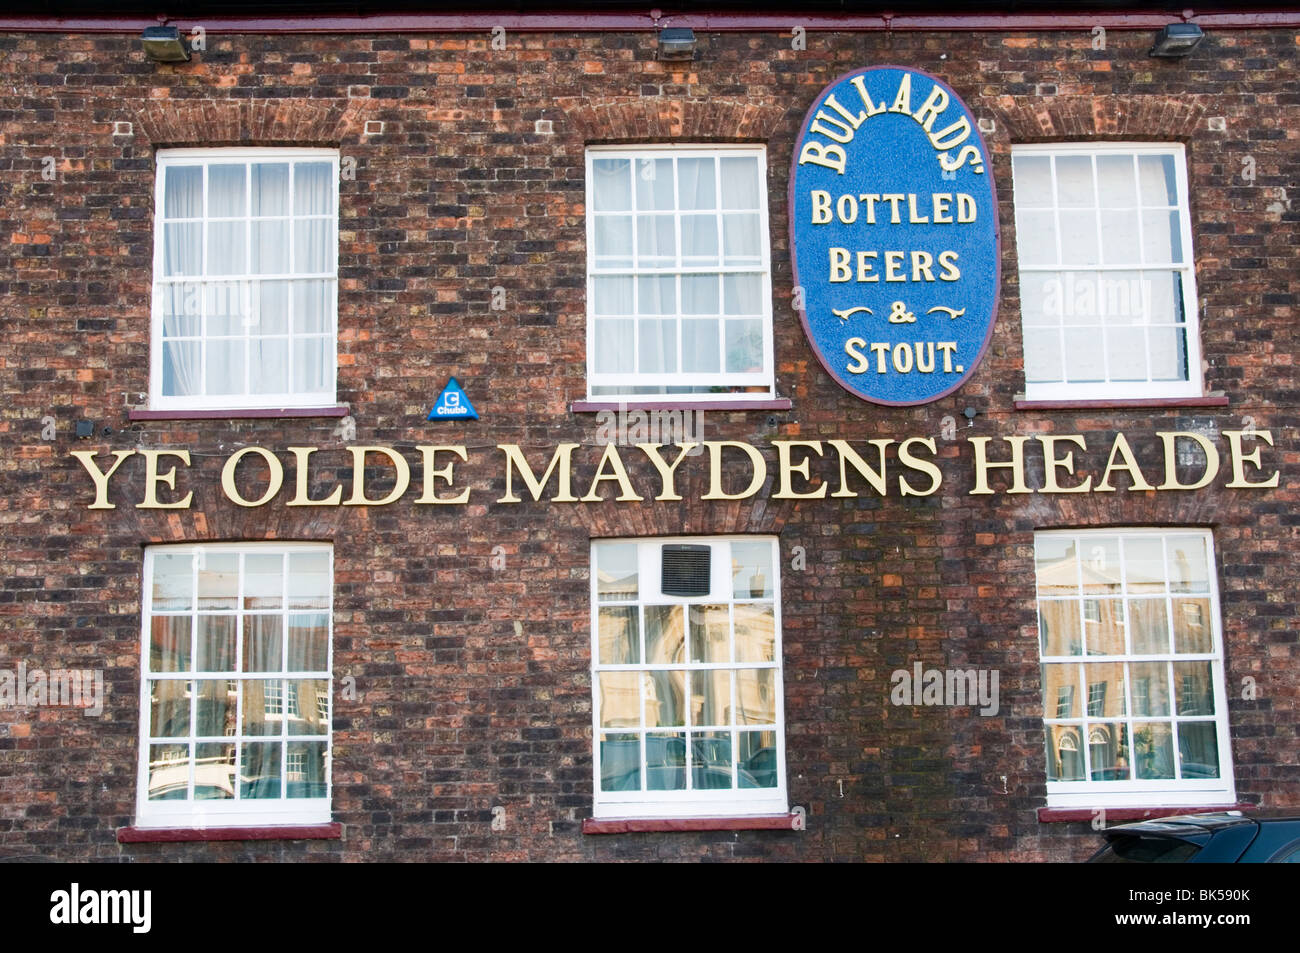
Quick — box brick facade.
[0,17,1296,862]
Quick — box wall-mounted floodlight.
[1149,24,1204,58]
[141,26,191,63]
[657,28,696,61]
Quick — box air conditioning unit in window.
[662,544,711,597]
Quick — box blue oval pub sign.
[790,66,1000,406]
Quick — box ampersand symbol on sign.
[887,301,916,323]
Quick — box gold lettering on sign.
[415,445,471,504]
[344,446,410,507]
[286,447,343,507]
[702,441,767,501]
[70,449,135,510]
[221,447,283,508]
[497,444,579,503]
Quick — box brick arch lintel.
[980,93,1212,143]
[130,97,376,148]
[554,97,787,143]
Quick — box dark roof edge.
[5,10,1300,34]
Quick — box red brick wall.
[0,24,1295,861]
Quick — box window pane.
[1175,661,1215,715]
[1046,726,1085,781]
[253,280,288,334]
[1107,329,1148,381]
[638,318,677,374]
[194,743,236,800]
[194,679,235,736]
[1133,723,1176,779]
[196,615,236,672]
[593,215,633,265]
[1130,663,1170,716]
[286,741,327,797]
[1178,723,1220,778]
[1043,664,1080,717]
[1079,538,1120,592]
[1124,537,1166,592]
[1130,599,1171,655]
[1173,599,1213,653]
[1058,211,1099,265]
[596,543,638,601]
[680,214,718,262]
[645,671,685,727]
[287,613,330,671]
[725,320,763,373]
[734,605,775,663]
[1100,211,1141,264]
[598,672,640,729]
[1020,272,1058,327]
[593,319,633,374]
[1023,328,1063,383]
[731,541,773,598]
[294,162,334,215]
[678,157,716,210]
[722,213,761,264]
[1148,324,1189,382]
[692,731,732,789]
[738,731,778,788]
[720,156,759,209]
[1039,602,1082,656]
[152,553,194,610]
[288,680,328,735]
[681,319,720,373]
[598,606,640,665]
[293,279,331,334]
[1055,154,1095,207]
[1083,663,1126,717]
[148,744,191,800]
[251,163,289,215]
[1138,153,1178,206]
[1084,600,1125,655]
[688,605,729,663]
[592,158,631,212]
[208,164,246,217]
[1014,210,1057,266]
[1012,154,1053,208]
[294,219,331,274]
[736,669,776,725]
[645,732,685,790]
[242,616,283,672]
[250,339,290,396]
[292,337,329,394]
[1087,722,1130,781]
[1167,536,1209,592]
[1096,154,1137,207]
[723,274,762,316]
[634,158,673,209]
[241,742,282,799]
[636,215,675,266]
[691,669,731,726]
[163,223,202,276]
[252,220,290,274]
[150,680,190,737]
[242,679,281,735]
[197,553,239,609]
[207,221,245,275]
[1035,536,1078,595]
[637,275,675,315]
[1141,210,1182,264]
[593,276,633,316]
[164,165,203,218]
[288,552,331,609]
[599,733,640,790]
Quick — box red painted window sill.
[1037,803,1255,823]
[583,814,799,834]
[572,399,792,413]
[128,406,350,421]
[1014,396,1230,411]
[117,822,343,843]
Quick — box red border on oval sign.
[787,64,1001,407]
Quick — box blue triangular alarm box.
[427,377,479,420]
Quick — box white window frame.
[1034,528,1235,810]
[151,147,340,411]
[590,536,787,818]
[585,144,775,402]
[136,542,333,828]
[1011,143,1201,401]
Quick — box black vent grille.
[662,544,711,597]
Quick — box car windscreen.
[1090,835,1202,863]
